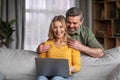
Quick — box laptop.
[35,58,70,77]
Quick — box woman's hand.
[69,66,75,74]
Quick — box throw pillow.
[107,64,120,80]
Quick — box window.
[24,0,78,51]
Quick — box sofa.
[0,47,120,80]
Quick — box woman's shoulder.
[69,47,80,53]
[44,40,54,45]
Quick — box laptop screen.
[35,58,70,77]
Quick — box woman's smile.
[53,21,65,39]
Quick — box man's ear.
[80,19,83,23]
[80,19,83,25]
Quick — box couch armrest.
[72,47,120,80]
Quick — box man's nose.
[69,24,74,28]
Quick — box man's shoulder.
[81,25,90,31]
[80,25,92,35]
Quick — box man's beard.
[67,29,76,35]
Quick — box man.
[37,7,104,58]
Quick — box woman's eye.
[54,26,57,29]
[60,26,63,28]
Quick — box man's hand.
[67,38,104,58]
[37,43,50,53]
[67,38,84,51]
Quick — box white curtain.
[24,0,79,51]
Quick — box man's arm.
[67,39,104,58]
[78,44,104,58]
[36,43,50,53]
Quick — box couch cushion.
[107,64,120,80]
[0,71,5,80]
[72,47,120,80]
[0,48,38,80]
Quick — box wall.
[0,0,1,18]
[79,0,93,30]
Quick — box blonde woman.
[37,15,81,80]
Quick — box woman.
[37,15,81,80]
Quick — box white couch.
[0,47,120,80]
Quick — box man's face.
[66,16,83,34]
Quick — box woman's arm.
[71,49,81,73]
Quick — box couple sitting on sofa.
[1,7,120,80]
[36,7,104,80]
[37,7,120,80]
[0,7,104,80]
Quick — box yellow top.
[39,40,81,72]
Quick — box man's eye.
[66,21,70,24]
[73,23,77,25]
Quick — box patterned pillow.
[107,64,120,80]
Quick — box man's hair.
[66,7,84,20]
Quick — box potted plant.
[0,18,15,48]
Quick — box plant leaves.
[0,18,16,48]
[9,19,16,26]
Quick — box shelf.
[93,0,120,50]
[104,38,116,49]
[106,0,116,2]
[94,0,104,3]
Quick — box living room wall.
[79,0,93,29]
[0,0,93,50]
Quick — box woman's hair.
[48,15,70,41]
[66,7,84,21]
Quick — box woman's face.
[53,21,65,39]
